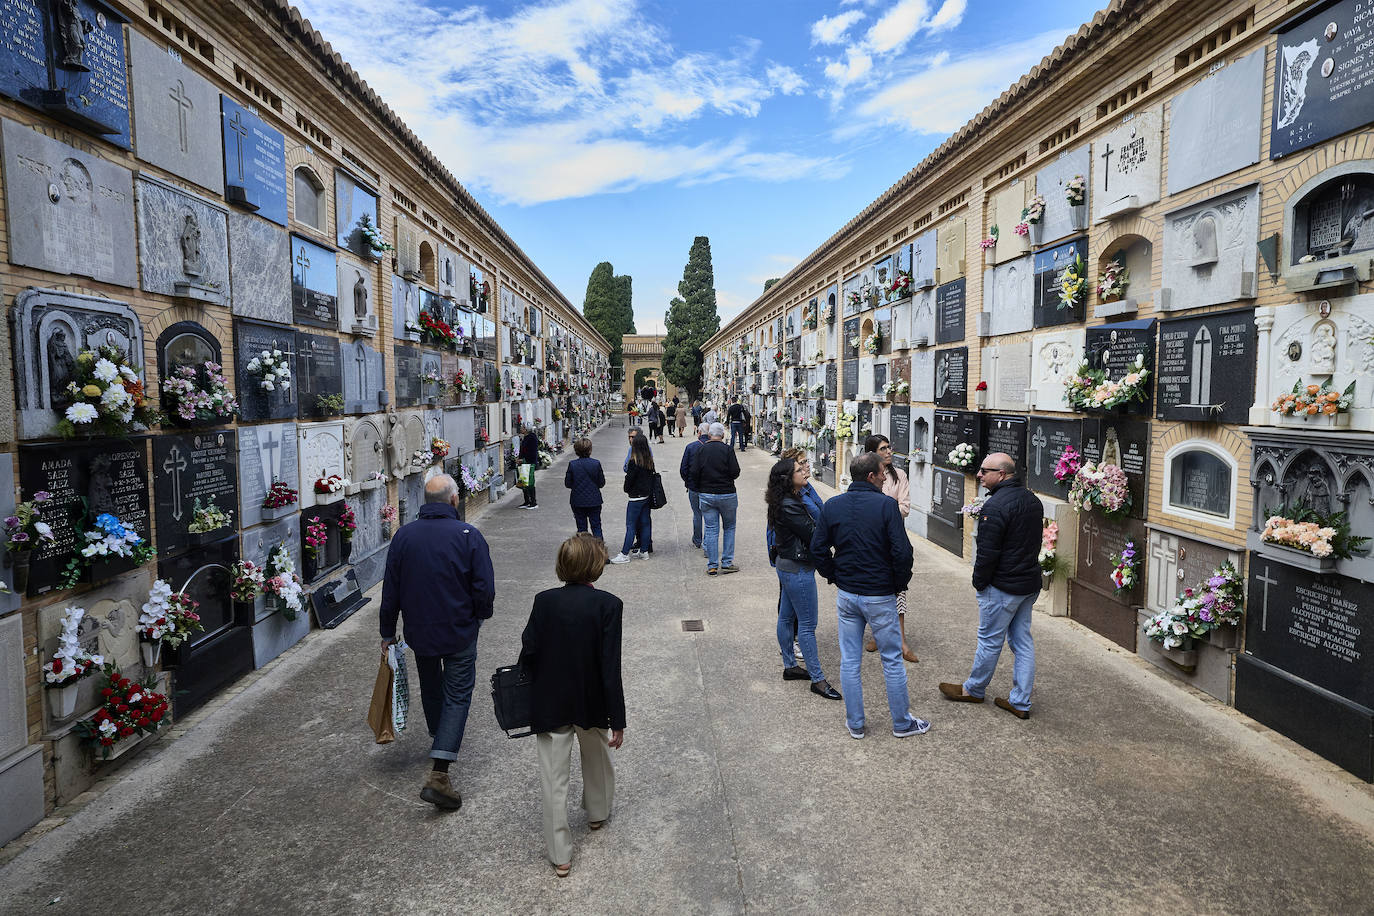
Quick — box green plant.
[316,393,344,415]
[1262,499,1370,560]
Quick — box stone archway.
[620,334,684,406]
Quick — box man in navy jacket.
[381,474,496,810]
[811,452,930,740]
[679,422,710,550]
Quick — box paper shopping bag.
[368,651,396,744]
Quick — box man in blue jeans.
[689,423,740,575]
[726,399,746,451]
[680,422,711,553]
[939,452,1042,718]
[811,452,930,739]
[380,474,496,809]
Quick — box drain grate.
[681,619,705,632]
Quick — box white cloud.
[927,0,968,32]
[816,0,971,99]
[866,0,929,55]
[767,63,807,96]
[810,10,866,46]
[824,49,874,87]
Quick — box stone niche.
[1250,294,1374,429]
[1,615,42,844]
[295,332,343,421]
[1071,512,1148,650]
[935,278,966,344]
[982,255,1033,337]
[229,211,291,323]
[987,181,1029,264]
[936,217,966,285]
[237,421,298,529]
[128,31,222,192]
[1157,184,1259,312]
[911,350,934,403]
[1035,144,1091,246]
[910,229,937,290]
[342,340,385,415]
[337,256,377,336]
[1159,436,1241,529]
[135,177,229,305]
[1081,416,1151,521]
[1281,162,1374,294]
[1156,308,1256,425]
[13,288,144,440]
[1091,105,1161,222]
[235,319,298,422]
[982,342,1032,412]
[221,96,287,224]
[1,118,136,287]
[909,287,937,348]
[1094,234,1153,320]
[297,420,346,510]
[291,235,338,330]
[157,321,224,427]
[1033,236,1088,328]
[906,406,935,535]
[1027,327,1085,412]
[335,169,380,260]
[153,430,237,560]
[241,514,305,668]
[1166,48,1263,194]
[344,415,388,493]
[933,347,968,409]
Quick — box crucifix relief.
[227,110,250,180]
[295,248,311,291]
[1081,520,1099,565]
[1031,426,1047,475]
[259,432,280,490]
[168,80,194,153]
[1099,142,1114,193]
[1255,565,1279,632]
[355,344,369,398]
[163,445,189,522]
[1190,326,1213,405]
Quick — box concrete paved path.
[4,422,1374,915]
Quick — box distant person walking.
[702,403,719,426]
[563,438,605,541]
[939,452,1043,719]
[518,424,540,509]
[610,434,655,564]
[519,534,626,878]
[681,422,710,554]
[648,400,665,443]
[666,398,679,437]
[379,474,495,809]
[690,400,704,426]
[727,399,746,451]
[811,452,930,740]
[690,422,740,576]
[862,435,918,663]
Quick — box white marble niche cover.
[982,255,1034,337]
[1158,184,1259,312]
[1253,294,1374,430]
[1029,328,1086,412]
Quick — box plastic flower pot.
[261,503,295,522]
[316,490,345,505]
[140,639,162,668]
[1070,203,1087,231]
[1258,541,1338,574]
[48,681,80,720]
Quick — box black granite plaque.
[235,319,298,421]
[395,344,421,407]
[291,234,338,329]
[890,405,911,454]
[935,278,966,344]
[153,431,238,559]
[873,362,888,399]
[1272,0,1374,158]
[1084,319,1156,415]
[933,409,984,471]
[930,467,967,524]
[1025,416,1084,495]
[985,415,1028,472]
[1033,237,1088,328]
[1156,309,1255,424]
[18,439,151,593]
[857,402,873,439]
[221,96,287,224]
[843,317,860,360]
[825,363,837,400]
[294,332,343,419]
[1074,513,1147,608]
[842,360,858,399]
[1080,417,1150,520]
[159,536,249,716]
[934,347,968,408]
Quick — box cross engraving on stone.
[169,80,194,153]
[1149,536,1174,609]
[1031,426,1047,475]
[1081,519,1099,565]
[227,109,250,180]
[259,431,280,491]
[1191,326,1213,405]
[1255,565,1279,632]
[295,247,311,291]
[355,345,369,405]
[163,445,189,522]
[1099,142,1114,193]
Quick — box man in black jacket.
[939,452,1043,719]
[680,423,711,552]
[380,474,496,809]
[690,423,740,575]
[518,424,540,508]
[726,399,746,451]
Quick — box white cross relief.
[1081,520,1099,566]
[169,79,194,153]
[163,445,189,522]
[1031,426,1048,475]
[1255,565,1279,632]
[259,431,280,491]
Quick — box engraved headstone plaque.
[153,430,237,559]
[291,234,338,329]
[1157,308,1256,423]
[220,95,287,223]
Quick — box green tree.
[763,277,780,291]
[582,261,626,367]
[663,236,720,400]
[614,274,636,336]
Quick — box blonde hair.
[556,533,606,584]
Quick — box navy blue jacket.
[972,477,1044,595]
[680,434,709,488]
[518,431,539,464]
[379,503,495,656]
[810,480,913,596]
[563,457,605,508]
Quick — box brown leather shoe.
[864,636,877,652]
[995,696,1030,719]
[420,770,462,810]
[902,648,920,663]
[938,681,984,703]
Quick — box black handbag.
[649,472,668,510]
[490,665,534,738]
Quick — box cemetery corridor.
[1,424,1373,914]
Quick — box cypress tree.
[582,261,623,367]
[614,274,636,335]
[663,236,720,400]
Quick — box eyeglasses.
[976,466,1005,475]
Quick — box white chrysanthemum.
[247,358,261,372]
[119,365,138,382]
[262,379,275,391]
[65,403,98,424]
[261,350,271,359]
[93,358,119,383]
[34,521,52,539]
[101,382,129,407]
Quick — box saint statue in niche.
[47,327,77,408]
[56,0,92,71]
[1309,322,1337,372]
[1299,463,1331,516]
[1102,427,1122,468]
[180,212,203,278]
[353,273,368,319]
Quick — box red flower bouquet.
[75,666,170,758]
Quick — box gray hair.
[850,452,881,482]
[708,422,726,439]
[697,422,710,435]
[425,474,458,504]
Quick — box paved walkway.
[3,423,1374,914]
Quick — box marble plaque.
[930,467,966,524]
[889,405,911,454]
[984,342,1032,411]
[336,256,377,336]
[1160,185,1260,311]
[220,95,287,224]
[842,360,858,400]
[1167,49,1263,193]
[0,458,15,613]
[229,211,291,323]
[444,407,476,454]
[235,319,297,421]
[1271,0,1374,158]
[0,1,49,114]
[983,255,1034,337]
[335,170,380,259]
[911,350,934,403]
[392,275,421,342]
[135,177,229,304]
[347,486,384,561]
[1092,105,1162,221]
[1035,144,1091,245]
[1034,236,1088,328]
[937,217,966,284]
[1145,531,1240,615]
[934,347,968,408]
[241,515,301,618]
[1029,327,1086,412]
[1,118,135,286]
[153,431,238,559]
[1074,513,1148,608]
[1081,417,1150,520]
[1084,319,1157,416]
[1025,416,1083,495]
[935,278,966,344]
[395,345,421,407]
[1258,295,1374,428]
[342,340,384,415]
[291,235,338,329]
[128,31,222,193]
[910,228,937,289]
[237,421,298,529]
[13,288,143,439]
[1157,308,1256,424]
[910,287,937,348]
[988,181,1029,264]
[37,571,151,716]
[825,362,837,400]
[933,409,983,471]
[421,350,443,403]
[295,332,343,420]
[298,420,345,509]
[985,415,1028,473]
[859,359,874,400]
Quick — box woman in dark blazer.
[609,433,654,564]
[519,534,626,877]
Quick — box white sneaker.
[628,549,641,558]
[609,553,632,564]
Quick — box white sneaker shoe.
[609,553,632,564]
[628,549,641,558]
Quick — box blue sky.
[293,0,1108,333]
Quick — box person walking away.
[727,399,746,451]
[703,403,719,426]
[518,424,540,509]
[811,452,930,740]
[690,422,740,576]
[666,398,678,437]
[564,438,605,541]
[939,452,1042,718]
[609,434,655,564]
[681,422,710,555]
[861,435,918,662]
[674,397,687,437]
[622,428,644,555]
[379,474,495,809]
[741,402,753,451]
[520,533,626,877]
[766,456,841,701]
[690,400,704,426]
[649,400,665,443]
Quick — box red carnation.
[101,687,114,697]
[50,659,63,674]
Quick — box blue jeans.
[687,490,702,548]
[965,585,1036,710]
[573,506,603,540]
[415,642,478,761]
[836,590,914,732]
[777,566,824,682]
[620,499,651,556]
[698,492,737,569]
[730,421,744,449]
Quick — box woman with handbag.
[519,533,625,878]
[861,435,918,662]
[609,434,654,564]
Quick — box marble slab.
[135,176,229,304]
[128,31,223,193]
[229,211,291,323]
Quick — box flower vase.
[316,490,345,505]
[381,522,392,541]
[261,503,295,522]
[975,390,988,409]
[48,681,80,720]
[1157,638,1198,672]
[1258,541,1337,573]
[1069,203,1087,231]
[340,538,353,564]
[303,553,318,583]
[9,550,31,596]
[140,639,162,668]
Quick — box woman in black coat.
[609,433,654,564]
[518,534,626,877]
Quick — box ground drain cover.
[681,619,705,632]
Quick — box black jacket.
[689,440,740,494]
[680,435,708,488]
[518,584,626,732]
[727,403,744,423]
[972,477,1045,596]
[774,493,818,567]
[518,431,539,464]
[810,480,912,596]
[624,460,654,498]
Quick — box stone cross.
[1255,565,1279,632]
[163,445,189,521]
[260,432,280,490]
[227,110,250,180]
[1191,326,1212,405]
[168,80,194,153]
[1031,426,1047,475]
[1149,536,1174,607]
[1099,142,1114,192]
[1081,520,1099,565]
[295,247,311,291]
[355,345,369,398]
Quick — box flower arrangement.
[229,561,265,603]
[1067,461,1131,519]
[1013,220,1030,237]
[162,361,239,424]
[303,517,327,560]
[60,513,156,588]
[139,580,202,649]
[246,349,292,393]
[263,481,298,509]
[337,503,357,541]
[1021,195,1046,225]
[1098,258,1130,301]
[1109,540,1139,592]
[835,411,854,440]
[420,369,442,388]
[431,437,451,460]
[1065,175,1086,206]
[264,544,305,621]
[975,381,988,393]
[1271,380,1355,418]
[314,474,348,495]
[887,271,913,299]
[316,393,344,415]
[5,490,56,553]
[357,213,393,254]
[949,442,978,470]
[380,505,397,524]
[404,319,422,335]
[979,226,999,251]
[1058,254,1087,310]
[188,497,233,535]
[45,606,102,686]
[56,344,159,438]
[846,291,862,310]
[75,666,169,758]
[1142,562,1244,648]
[1053,445,1082,484]
[959,495,988,516]
[822,302,835,323]
[1063,354,1150,411]
[419,311,456,346]
[812,383,825,397]
[863,329,883,355]
[1039,521,1059,575]
[1261,500,1368,560]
